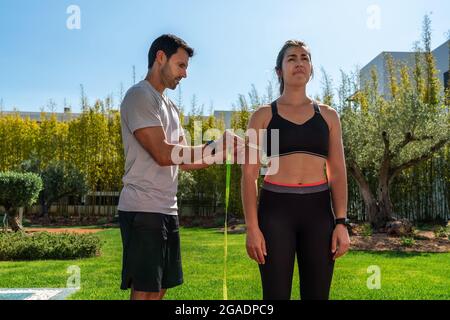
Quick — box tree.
[0,172,43,232]
[445,30,450,106]
[340,66,449,229]
[334,15,450,229]
[320,67,335,106]
[422,14,441,107]
[263,80,275,104]
[0,113,40,172]
[80,84,89,112]
[20,158,88,220]
[248,84,261,110]
[177,170,196,212]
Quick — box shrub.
[0,231,102,261]
[0,171,43,231]
[433,226,449,238]
[361,223,373,237]
[96,217,109,225]
[0,172,43,208]
[400,236,416,247]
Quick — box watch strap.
[335,218,350,226]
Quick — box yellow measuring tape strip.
[223,150,231,300]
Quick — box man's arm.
[134,126,214,167]
[178,135,211,171]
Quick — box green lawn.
[0,227,449,300]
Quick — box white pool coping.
[0,288,79,300]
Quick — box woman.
[241,40,350,300]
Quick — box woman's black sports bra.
[263,100,329,159]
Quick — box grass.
[0,227,449,300]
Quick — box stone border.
[0,288,79,300]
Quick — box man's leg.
[123,213,167,299]
[130,286,167,300]
[159,289,167,299]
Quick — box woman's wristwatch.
[335,218,350,226]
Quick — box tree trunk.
[373,174,394,229]
[6,208,23,232]
[348,160,381,228]
[41,203,48,217]
[39,198,48,218]
[357,182,382,229]
[40,200,51,224]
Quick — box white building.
[360,40,449,98]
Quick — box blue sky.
[0,0,449,114]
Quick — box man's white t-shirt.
[118,80,184,215]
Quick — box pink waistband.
[263,178,328,187]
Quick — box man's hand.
[212,129,245,164]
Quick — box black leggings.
[257,180,336,300]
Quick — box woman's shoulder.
[249,105,273,128]
[317,103,340,130]
[254,104,273,115]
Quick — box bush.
[96,217,109,225]
[0,231,102,261]
[22,218,32,227]
[0,171,43,208]
[361,223,373,237]
[190,217,204,228]
[214,215,226,228]
[0,171,43,231]
[400,236,416,247]
[433,226,449,238]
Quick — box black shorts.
[118,211,183,292]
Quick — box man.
[118,34,243,300]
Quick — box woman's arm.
[325,106,348,219]
[241,106,269,264]
[323,105,350,260]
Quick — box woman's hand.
[331,224,350,260]
[246,226,267,264]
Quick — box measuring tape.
[223,150,231,300]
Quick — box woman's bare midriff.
[264,153,327,185]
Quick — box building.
[213,110,234,128]
[4,106,238,129]
[360,40,450,98]
[1,107,81,123]
[182,110,236,129]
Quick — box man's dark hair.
[148,34,194,69]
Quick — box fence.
[348,150,449,222]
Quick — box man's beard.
[161,64,178,90]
